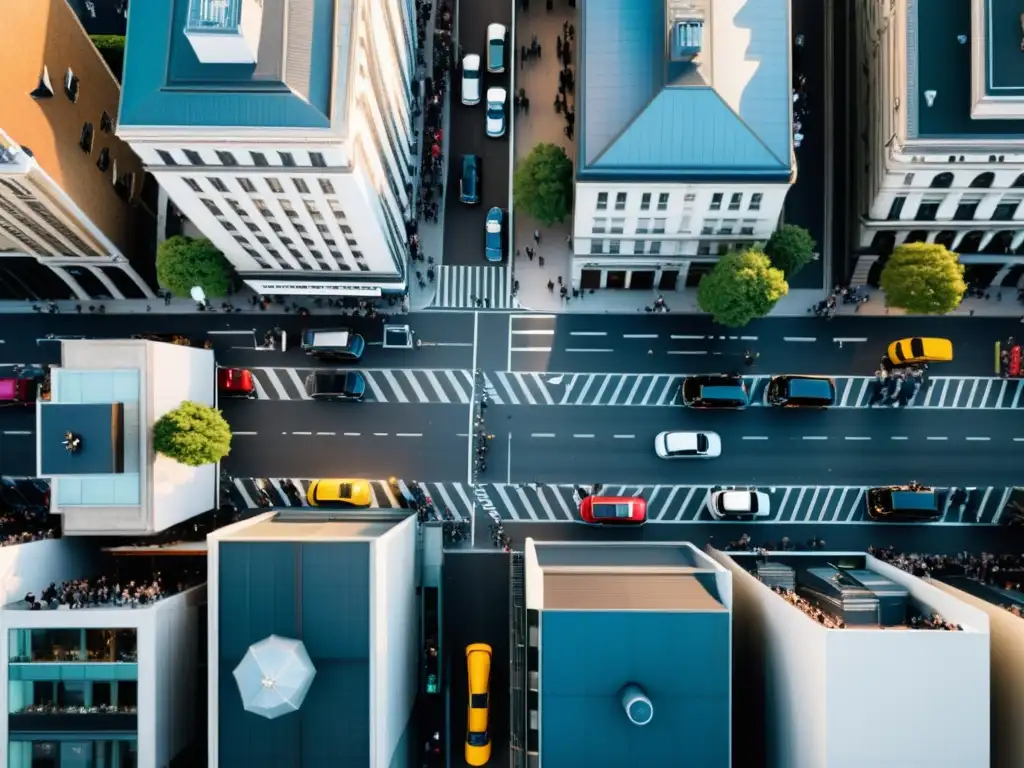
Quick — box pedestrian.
[547,280,554,292]
[557,275,563,285]
[533,229,540,244]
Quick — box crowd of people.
[0,514,57,548]
[22,571,200,610]
[721,533,829,553]
[16,703,137,715]
[810,285,869,318]
[415,0,451,231]
[767,584,847,629]
[908,613,962,631]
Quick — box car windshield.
[338,483,353,499]
[696,434,709,453]
[592,502,632,519]
[489,41,503,60]
[468,731,489,747]
[910,338,925,358]
[465,67,480,79]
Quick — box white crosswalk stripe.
[247,367,474,403]
[433,265,513,309]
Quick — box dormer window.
[30,67,53,99]
[64,69,80,103]
[79,123,94,154]
[96,148,110,172]
[99,112,114,133]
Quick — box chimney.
[620,683,654,726]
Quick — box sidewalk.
[832,286,1024,319]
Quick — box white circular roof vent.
[620,683,654,726]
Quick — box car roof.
[787,377,833,398]
[487,23,506,36]
[463,53,481,68]
[487,87,507,102]
[665,432,698,451]
[311,330,350,346]
[721,491,752,510]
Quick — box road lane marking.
[573,434,595,438]
[613,434,635,439]
[396,433,423,437]
[344,432,361,436]
[668,351,708,355]
[937,379,951,407]
[953,379,965,406]
[803,436,827,440]
[625,377,644,404]
[654,486,680,521]
[373,432,389,436]
[361,373,388,401]
[927,436,948,441]
[993,488,1014,524]
[640,376,661,405]
[675,487,698,521]
[559,374,581,405]
[671,335,706,340]
[2,430,33,436]
[623,333,658,339]
[891,436,908,440]
[531,373,556,405]
[381,370,410,403]
[531,433,556,438]
[845,436,871,441]
[514,373,537,405]
[570,331,607,336]
[434,342,473,347]
[845,489,866,522]
[292,431,312,435]
[833,337,867,343]
[777,488,793,520]
[839,379,854,407]
[966,379,980,408]
[742,436,769,440]
[402,370,430,401]
[593,375,613,403]
[512,330,554,335]
[831,488,849,522]
[510,346,552,352]
[965,437,991,441]
[740,336,758,341]
[1015,437,1024,442]
[854,379,871,407]
[813,488,835,522]
[315,431,335,436]
[783,337,816,342]
[657,377,677,404]
[1013,380,1024,408]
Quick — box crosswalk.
[246,367,475,403]
[227,478,1017,525]
[433,265,513,309]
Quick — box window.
[640,193,652,211]
[635,218,650,234]
[96,148,110,172]
[352,250,365,260]
[30,67,53,99]
[649,240,662,255]
[201,198,222,216]
[266,178,284,194]
[319,178,335,194]
[652,218,666,234]
[657,193,669,211]
[357,261,371,272]
[740,225,755,235]
[340,225,354,234]
[316,224,330,234]
[701,222,715,235]
[310,152,327,167]
[223,221,237,231]
[100,112,114,133]
[246,221,260,232]
[238,178,256,193]
[710,192,723,211]
[78,123,94,153]
[210,177,228,192]
[279,152,296,167]
[256,235,271,244]
[610,218,625,234]
[596,192,608,210]
[728,193,742,211]
[592,218,607,234]
[749,193,763,211]
[593,240,605,254]
[293,178,310,194]
[252,152,269,167]
[904,173,915,186]
[63,69,79,102]
[294,222,306,232]
[184,177,201,192]
[156,149,176,165]
[184,150,203,165]
[684,192,696,203]
[615,192,627,210]
[634,240,647,255]
[216,151,238,166]
[252,199,269,213]
[697,242,712,255]
[609,240,622,254]
[719,220,736,235]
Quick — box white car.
[654,431,721,459]
[487,23,507,72]
[462,54,481,105]
[708,490,771,520]
[486,88,507,138]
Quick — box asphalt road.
[783,0,827,290]
[498,519,1024,555]
[220,402,470,481]
[487,406,1023,486]
[443,552,511,768]
[0,408,37,477]
[445,0,512,267]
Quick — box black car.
[305,371,367,401]
[866,486,941,522]
[767,375,836,408]
[680,374,749,409]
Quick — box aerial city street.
[1,0,1024,766]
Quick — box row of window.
[0,181,99,257]
[710,192,762,212]
[588,240,749,256]
[902,171,1024,190]
[155,148,329,169]
[592,217,759,236]
[29,66,78,103]
[596,191,671,212]
[184,175,336,197]
[594,190,765,213]
[886,194,1023,222]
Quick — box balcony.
[10,707,137,733]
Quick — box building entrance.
[606,271,627,289]
[628,271,655,290]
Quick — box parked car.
[461,54,481,105]
[465,643,493,766]
[305,479,374,508]
[304,371,366,401]
[866,485,941,522]
[766,375,836,407]
[460,155,480,205]
[887,337,953,366]
[486,23,507,72]
[485,87,507,138]
[485,207,504,262]
[218,367,257,399]
[680,374,749,409]
[579,496,646,525]
[708,489,771,520]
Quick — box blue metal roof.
[119,0,339,129]
[217,541,371,768]
[540,610,730,768]
[580,0,792,180]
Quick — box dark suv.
[680,374,749,409]
[866,485,941,522]
[767,375,836,407]
[459,155,480,204]
[304,371,367,401]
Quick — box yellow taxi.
[305,479,373,508]
[887,337,953,366]
[465,643,492,766]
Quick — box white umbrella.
[233,635,317,720]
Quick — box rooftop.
[909,0,1024,140]
[119,0,343,130]
[578,0,792,181]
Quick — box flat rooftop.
[909,0,1024,138]
[544,569,725,611]
[119,0,342,129]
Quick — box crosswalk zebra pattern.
[480,372,1024,409]
[227,479,1017,525]
[246,367,475,403]
[432,265,513,309]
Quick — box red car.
[217,367,257,399]
[579,496,647,526]
[0,377,36,406]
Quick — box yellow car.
[465,643,492,766]
[305,479,373,508]
[887,337,953,366]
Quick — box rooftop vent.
[670,19,704,61]
[620,683,654,726]
[184,0,264,65]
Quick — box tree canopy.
[156,235,233,298]
[879,242,967,315]
[765,223,817,278]
[153,401,232,467]
[513,143,573,226]
[697,249,789,327]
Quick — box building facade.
[853,0,1024,288]
[572,0,794,291]
[117,0,416,299]
[0,0,158,302]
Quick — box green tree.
[697,249,789,327]
[513,143,573,225]
[153,401,232,467]
[91,35,126,83]
[765,223,817,278]
[879,242,967,314]
[156,235,232,298]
